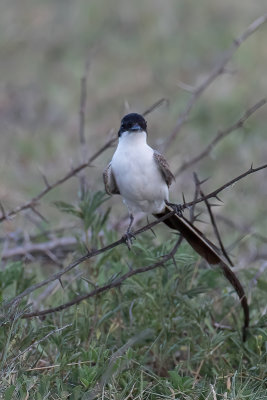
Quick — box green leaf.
[168,371,194,392]
[53,201,81,217]
[4,385,16,400]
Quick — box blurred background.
[0,0,266,251]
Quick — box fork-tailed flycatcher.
[103,113,249,341]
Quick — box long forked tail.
[154,204,249,341]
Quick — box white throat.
[118,130,147,145]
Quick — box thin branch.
[0,137,116,224]
[162,14,267,151]
[78,56,90,198]
[3,162,266,309]
[22,238,182,318]
[3,211,177,309]
[175,99,266,176]
[190,173,202,222]
[182,163,267,211]
[1,236,76,261]
[143,98,169,117]
[194,172,233,266]
[11,324,71,363]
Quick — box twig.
[3,210,177,309]
[162,14,267,151]
[194,172,233,266]
[0,137,115,224]
[1,236,77,261]
[78,57,90,198]
[10,324,71,363]
[190,173,202,222]
[175,99,266,176]
[182,163,267,211]
[22,238,182,318]
[0,224,77,244]
[3,162,266,309]
[143,98,169,117]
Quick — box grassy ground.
[0,199,267,398]
[0,1,267,398]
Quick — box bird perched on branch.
[103,112,249,341]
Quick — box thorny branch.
[194,172,234,267]
[181,163,267,211]
[22,238,183,318]
[2,94,262,244]
[2,160,266,318]
[0,14,266,341]
[162,14,267,151]
[3,211,177,309]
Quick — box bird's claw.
[166,201,183,216]
[123,231,136,250]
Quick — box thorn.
[30,206,48,223]
[0,201,6,219]
[199,176,211,186]
[147,217,157,238]
[171,255,178,269]
[124,99,130,113]
[38,167,50,188]
[150,227,157,237]
[182,193,186,205]
[209,203,223,208]
[194,212,203,220]
[250,162,254,171]
[82,242,91,255]
[58,277,64,288]
[215,195,224,203]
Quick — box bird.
[103,112,249,341]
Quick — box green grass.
[0,1,267,398]
[0,191,266,399]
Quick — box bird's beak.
[130,123,141,131]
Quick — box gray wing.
[103,163,120,195]
[153,151,175,187]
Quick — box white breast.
[111,131,169,215]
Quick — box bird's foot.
[122,230,136,250]
[166,201,183,216]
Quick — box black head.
[118,113,147,137]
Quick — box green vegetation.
[0,1,266,398]
[0,191,266,398]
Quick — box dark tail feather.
[154,205,249,341]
